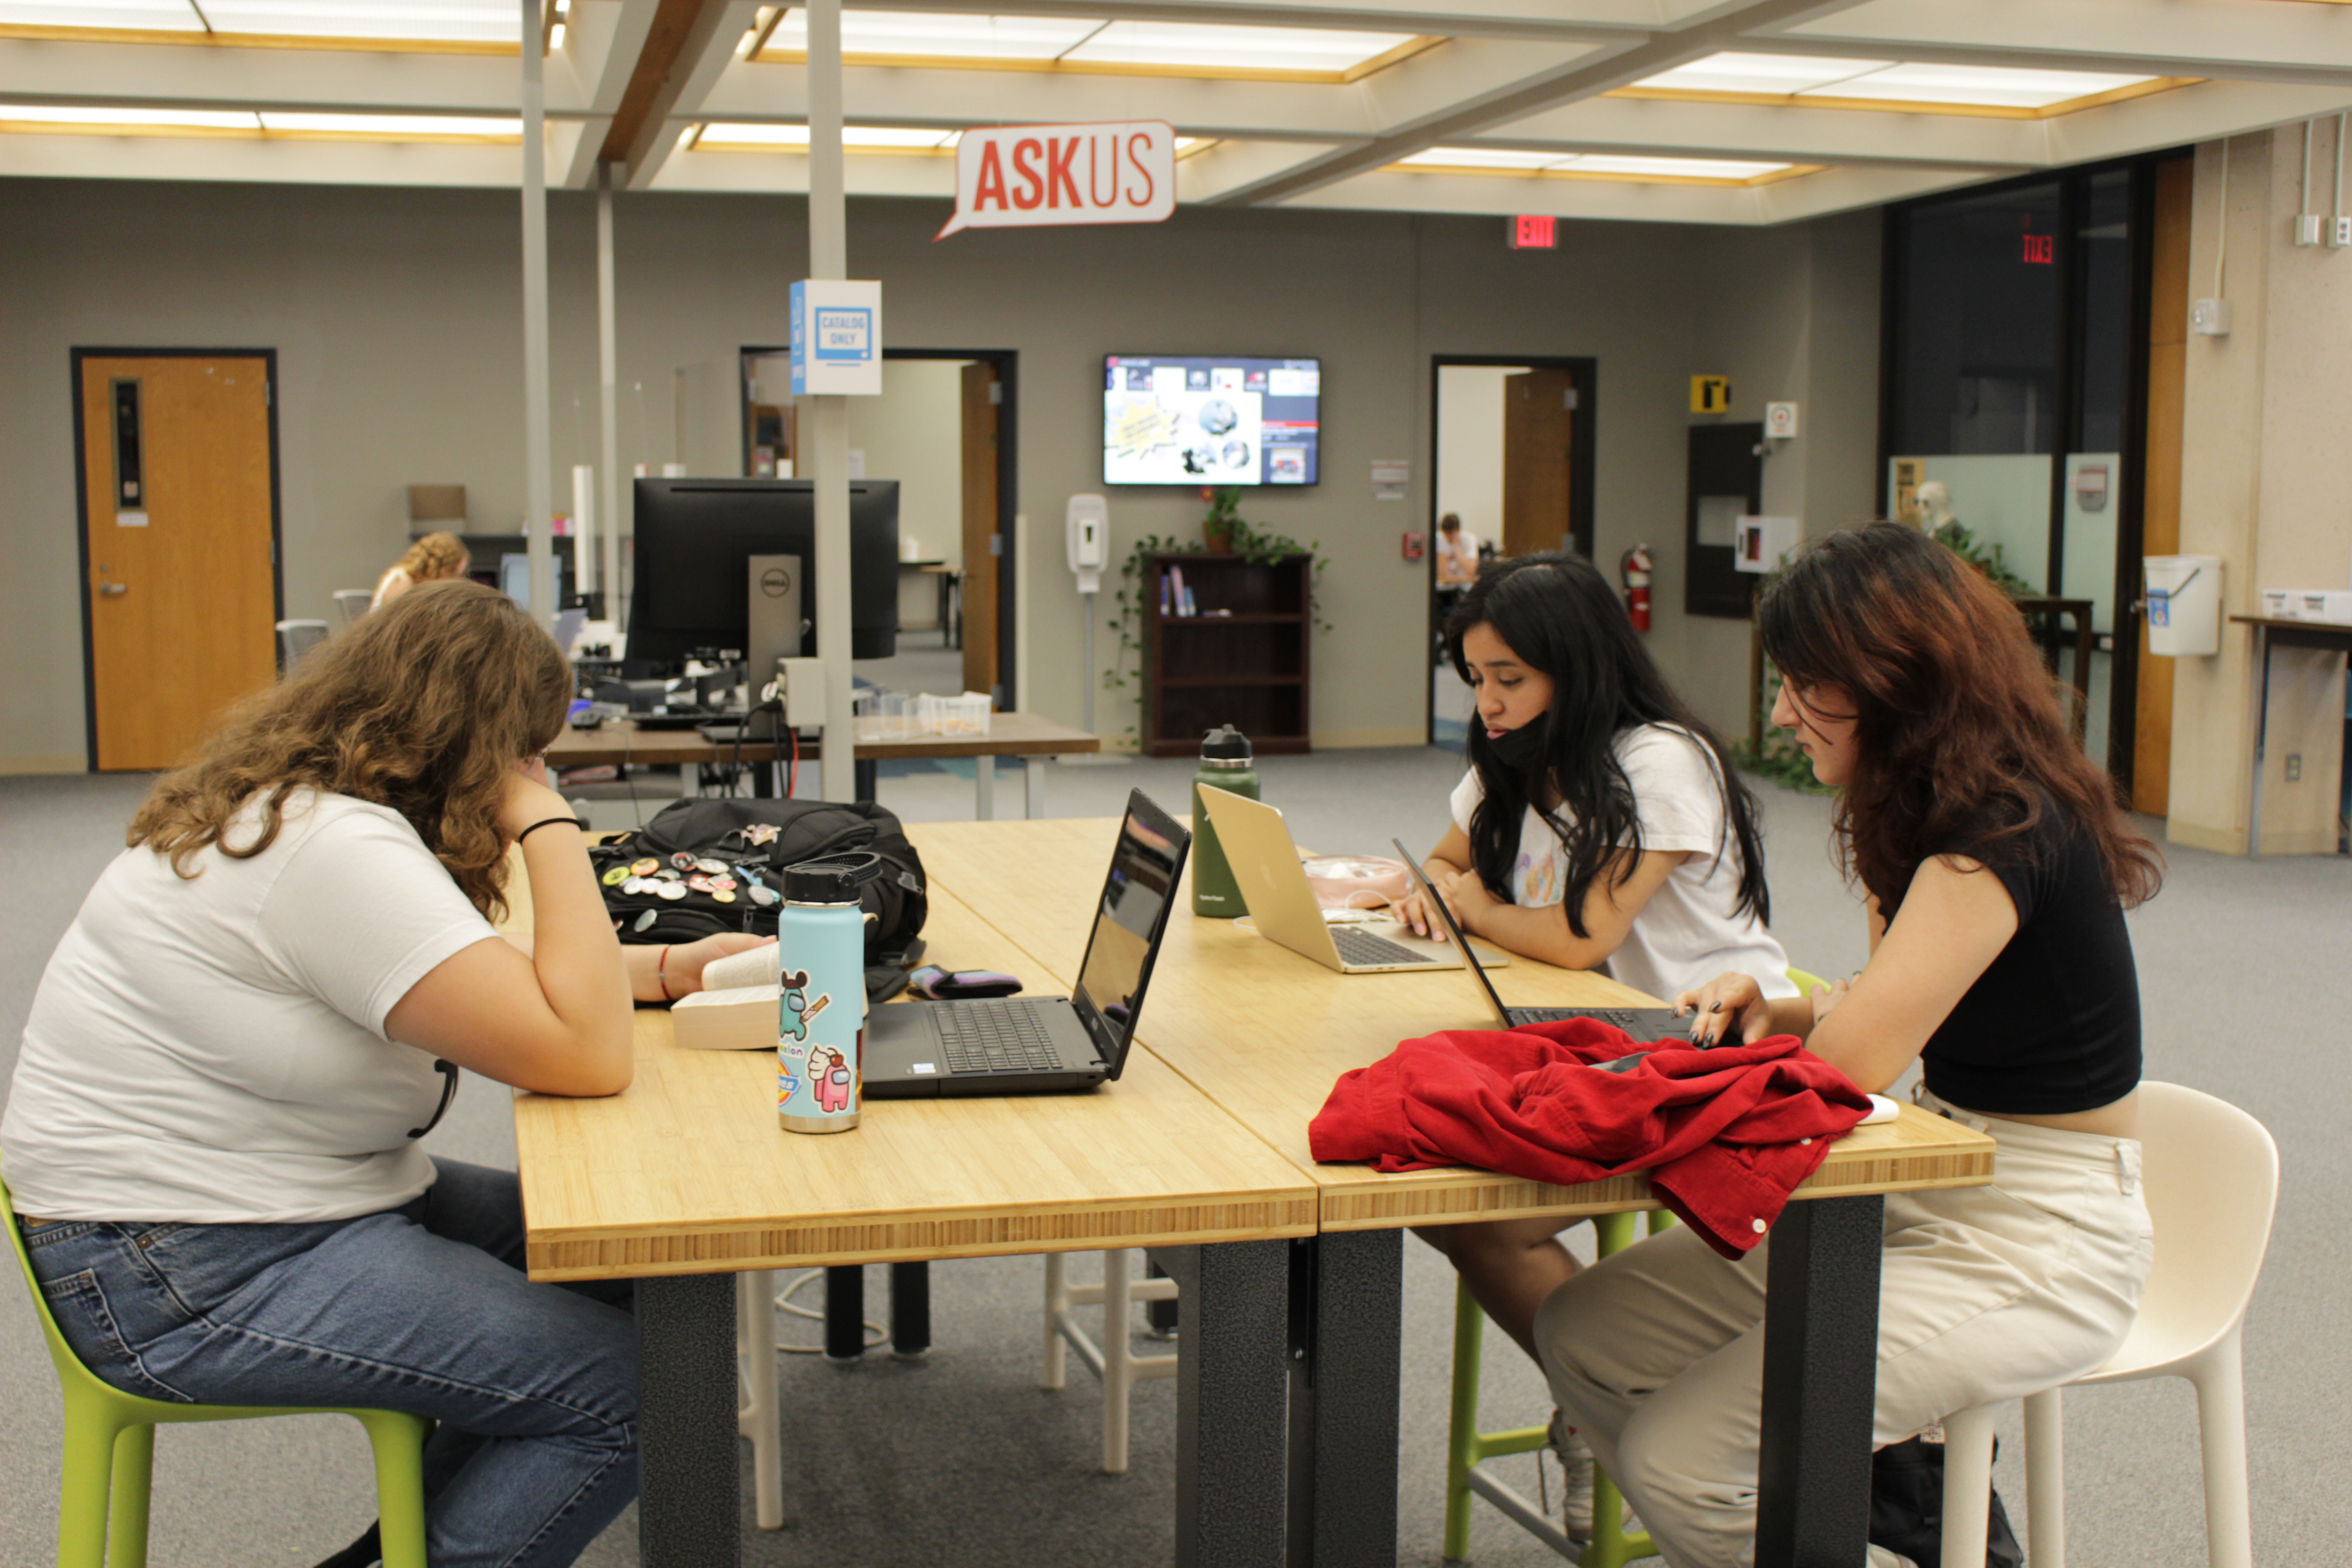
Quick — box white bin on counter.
[2144,554,2223,657]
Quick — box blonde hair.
[396,531,471,582]
[129,580,572,919]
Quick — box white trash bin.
[2144,554,2223,657]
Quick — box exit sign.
[1510,214,1557,250]
[2022,233,2054,265]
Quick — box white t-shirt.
[1,790,498,1223]
[1448,724,1796,1004]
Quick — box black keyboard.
[1331,926,1430,968]
[1507,1006,1644,1026]
[936,1000,1065,1074]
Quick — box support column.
[598,162,624,623]
[519,0,554,628]
[807,0,855,801]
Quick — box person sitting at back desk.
[372,530,471,610]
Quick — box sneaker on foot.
[1547,1411,1597,1541]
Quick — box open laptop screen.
[1072,791,1190,1076]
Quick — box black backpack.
[588,798,927,996]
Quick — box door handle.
[98,583,127,597]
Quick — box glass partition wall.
[1882,159,2169,784]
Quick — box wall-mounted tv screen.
[1103,355,1320,486]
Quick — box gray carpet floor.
[1,756,2344,1566]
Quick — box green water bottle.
[1190,725,1259,917]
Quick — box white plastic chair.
[1043,1250,1177,1473]
[1940,1082,2279,1568]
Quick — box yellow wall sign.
[1690,375,1732,414]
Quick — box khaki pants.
[1534,1091,2153,1568]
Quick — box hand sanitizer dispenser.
[1067,494,1107,595]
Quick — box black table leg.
[1146,1258,1180,1338]
[825,1264,865,1361]
[889,1260,931,1357]
[1287,1230,1402,1568]
[1755,1195,1884,1568]
[636,1272,740,1568]
[1150,1240,1292,1568]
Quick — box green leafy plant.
[1099,488,1329,739]
[1928,519,2036,600]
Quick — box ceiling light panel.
[1569,153,1790,179]
[196,1,518,43]
[1062,21,1416,75]
[0,1,205,27]
[696,122,957,149]
[1798,62,2152,108]
[1399,146,1569,171]
[260,111,519,135]
[1633,52,1889,95]
[765,9,1099,62]
[0,102,259,127]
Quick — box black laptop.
[865,791,1190,1098]
[1393,838,1695,1044]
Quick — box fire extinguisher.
[1619,545,1654,632]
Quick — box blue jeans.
[22,1159,639,1568]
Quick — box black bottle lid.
[784,852,882,904]
[1200,725,1253,761]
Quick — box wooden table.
[544,710,1099,819]
[2229,614,2352,857]
[908,817,1997,1568]
[511,877,1317,1566]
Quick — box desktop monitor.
[627,478,900,665]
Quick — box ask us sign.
[936,120,1177,239]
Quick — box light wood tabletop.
[544,710,1100,769]
[509,874,1315,1283]
[905,817,1995,1232]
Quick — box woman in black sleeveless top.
[1531,522,2162,1568]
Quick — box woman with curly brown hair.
[3,581,763,1567]
[371,529,472,610]
[1532,523,2163,1568]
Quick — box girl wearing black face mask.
[1399,552,1794,1534]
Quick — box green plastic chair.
[1,1177,431,1568]
[1444,1209,1670,1566]
[1788,966,1831,998]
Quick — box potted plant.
[1200,486,1241,554]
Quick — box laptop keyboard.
[936,1001,1065,1074]
[1331,926,1429,968]
[1508,1006,1646,1028]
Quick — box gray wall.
[0,176,1879,768]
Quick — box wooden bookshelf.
[1142,551,1311,759]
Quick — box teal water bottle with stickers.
[777,853,878,1134]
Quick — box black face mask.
[1484,720,1548,772]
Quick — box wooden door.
[78,353,278,771]
[960,361,1001,701]
[2133,159,2191,817]
[1502,368,1575,559]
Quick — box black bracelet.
[515,815,587,843]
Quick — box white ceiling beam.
[1176,137,1352,201]
[0,37,560,116]
[1770,0,2352,86]
[0,130,523,186]
[2045,77,2352,167]
[1281,155,1995,223]
[1228,0,1877,204]
[647,147,956,194]
[770,0,1654,44]
[619,0,761,189]
[560,0,666,186]
[1483,90,2053,170]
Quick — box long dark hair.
[1758,522,2161,910]
[1446,552,1770,935]
[129,580,573,921]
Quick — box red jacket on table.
[1308,1018,1873,1258]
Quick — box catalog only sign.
[789,279,882,396]
[936,120,1177,240]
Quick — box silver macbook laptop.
[864,790,1188,1098]
[1198,785,1508,974]
[1392,838,1693,1043]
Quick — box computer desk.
[544,710,1098,819]
[907,817,1997,1568]
[507,867,1319,1568]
